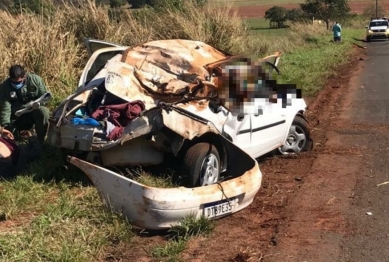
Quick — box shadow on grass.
[26,146,185,189]
[353,37,367,43]
[25,145,93,186]
[132,226,170,238]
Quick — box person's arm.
[29,74,48,97]
[35,75,47,97]
[0,85,12,128]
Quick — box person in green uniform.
[0,65,50,143]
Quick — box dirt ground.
[98,45,367,262]
[236,1,389,18]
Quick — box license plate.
[203,198,236,219]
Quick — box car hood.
[103,39,230,108]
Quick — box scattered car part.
[67,137,262,230]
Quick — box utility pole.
[376,0,378,18]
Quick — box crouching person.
[0,128,43,179]
[0,65,50,144]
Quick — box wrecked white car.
[48,39,311,229]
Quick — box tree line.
[265,0,387,30]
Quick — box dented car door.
[249,101,287,159]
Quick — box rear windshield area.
[370,21,389,27]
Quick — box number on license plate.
[203,198,236,218]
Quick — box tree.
[264,6,288,28]
[362,3,385,19]
[286,8,308,22]
[301,0,351,29]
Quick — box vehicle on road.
[366,18,389,42]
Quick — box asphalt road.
[339,40,389,262]
[261,40,389,262]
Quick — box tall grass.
[0,0,362,105]
[0,11,81,103]
[0,0,256,104]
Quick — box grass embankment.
[0,0,363,261]
[246,18,364,95]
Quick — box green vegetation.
[0,0,365,260]
[301,0,351,29]
[149,216,214,261]
[125,167,178,188]
[281,27,363,95]
[264,6,290,28]
[0,177,133,261]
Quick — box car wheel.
[278,116,311,155]
[182,143,220,188]
[366,37,371,42]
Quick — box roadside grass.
[0,180,134,262]
[280,28,364,95]
[149,216,215,261]
[246,18,289,36]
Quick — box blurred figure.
[332,21,342,42]
[0,65,50,143]
[0,128,43,179]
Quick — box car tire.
[278,116,312,155]
[182,143,220,188]
[366,36,371,42]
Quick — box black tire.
[182,143,220,188]
[366,36,371,42]
[278,115,312,154]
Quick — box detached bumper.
[68,155,262,230]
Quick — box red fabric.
[91,101,145,140]
[0,137,20,165]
